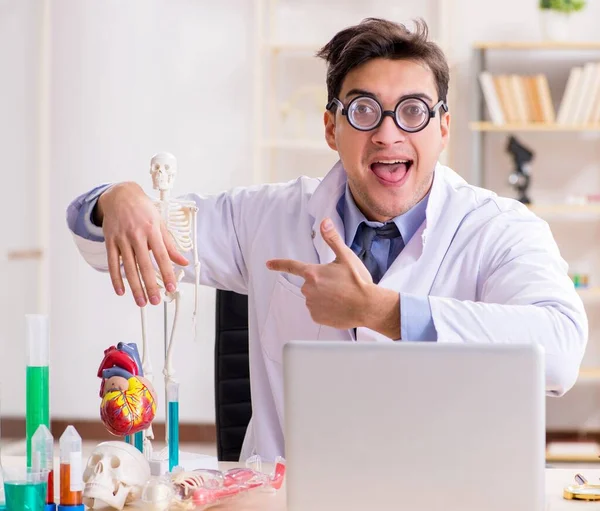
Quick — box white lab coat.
[70,160,588,461]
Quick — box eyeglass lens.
[348,96,430,130]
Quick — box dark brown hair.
[316,18,449,105]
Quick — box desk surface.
[105,466,600,510]
[3,457,599,510]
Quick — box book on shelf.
[479,72,555,124]
[478,61,600,126]
[556,66,582,124]
[478,72,505,124]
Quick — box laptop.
[283,341,546,511]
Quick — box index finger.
[266,259,309,277]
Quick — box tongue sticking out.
[371,162,410,183]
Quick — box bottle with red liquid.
[31,424,55,511]
[58,426,84,511]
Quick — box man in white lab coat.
[67,18,588,461]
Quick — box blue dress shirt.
[336,184,437,342]
[69,182,437,342]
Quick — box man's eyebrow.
[344,88,377,99]
[403,92,434,103]
[344,88,434,104]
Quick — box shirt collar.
[336,182,429,246]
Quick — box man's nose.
[371,114,407,146]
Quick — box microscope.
[506,135,534,204]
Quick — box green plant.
[539,0,586,13]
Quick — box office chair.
[214,289,252,461]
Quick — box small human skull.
[83,440,151,510]
[150,152,177,191]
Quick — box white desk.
[3,457,600,510]
[99,467,600,510]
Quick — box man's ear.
[440,110,450,151]
[324,110,337,151]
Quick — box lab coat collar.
[307,159,449,264]
[421,162,444,246]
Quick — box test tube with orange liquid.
[58,425,84,511]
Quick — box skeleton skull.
[83,440,151,510]
[150,152,177,191]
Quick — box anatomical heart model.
[97,342,158,436]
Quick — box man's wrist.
[362,284,401,340]
[94,181,139,226]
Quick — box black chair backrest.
[214,289,252,461]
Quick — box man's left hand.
[266,218,374,329]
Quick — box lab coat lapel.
[307,160,347,265]
[307,160,354,342]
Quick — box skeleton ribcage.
[153,201,194,252]
[149,200,195,294]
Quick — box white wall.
[2,0,599,431]
[0,0,44,416]
[47,0,257,424]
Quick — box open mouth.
[369,159,413,185]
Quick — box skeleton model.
[140,152,200,458]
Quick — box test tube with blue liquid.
[167,381,179,471]
[134,431,143,453]
[26,315,50,468]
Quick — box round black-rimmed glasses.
[326,95,448,133]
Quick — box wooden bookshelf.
[471,42,600,189]
[470,121,600,132]
[472,39,600,456]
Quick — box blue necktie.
[356,222,402,284]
